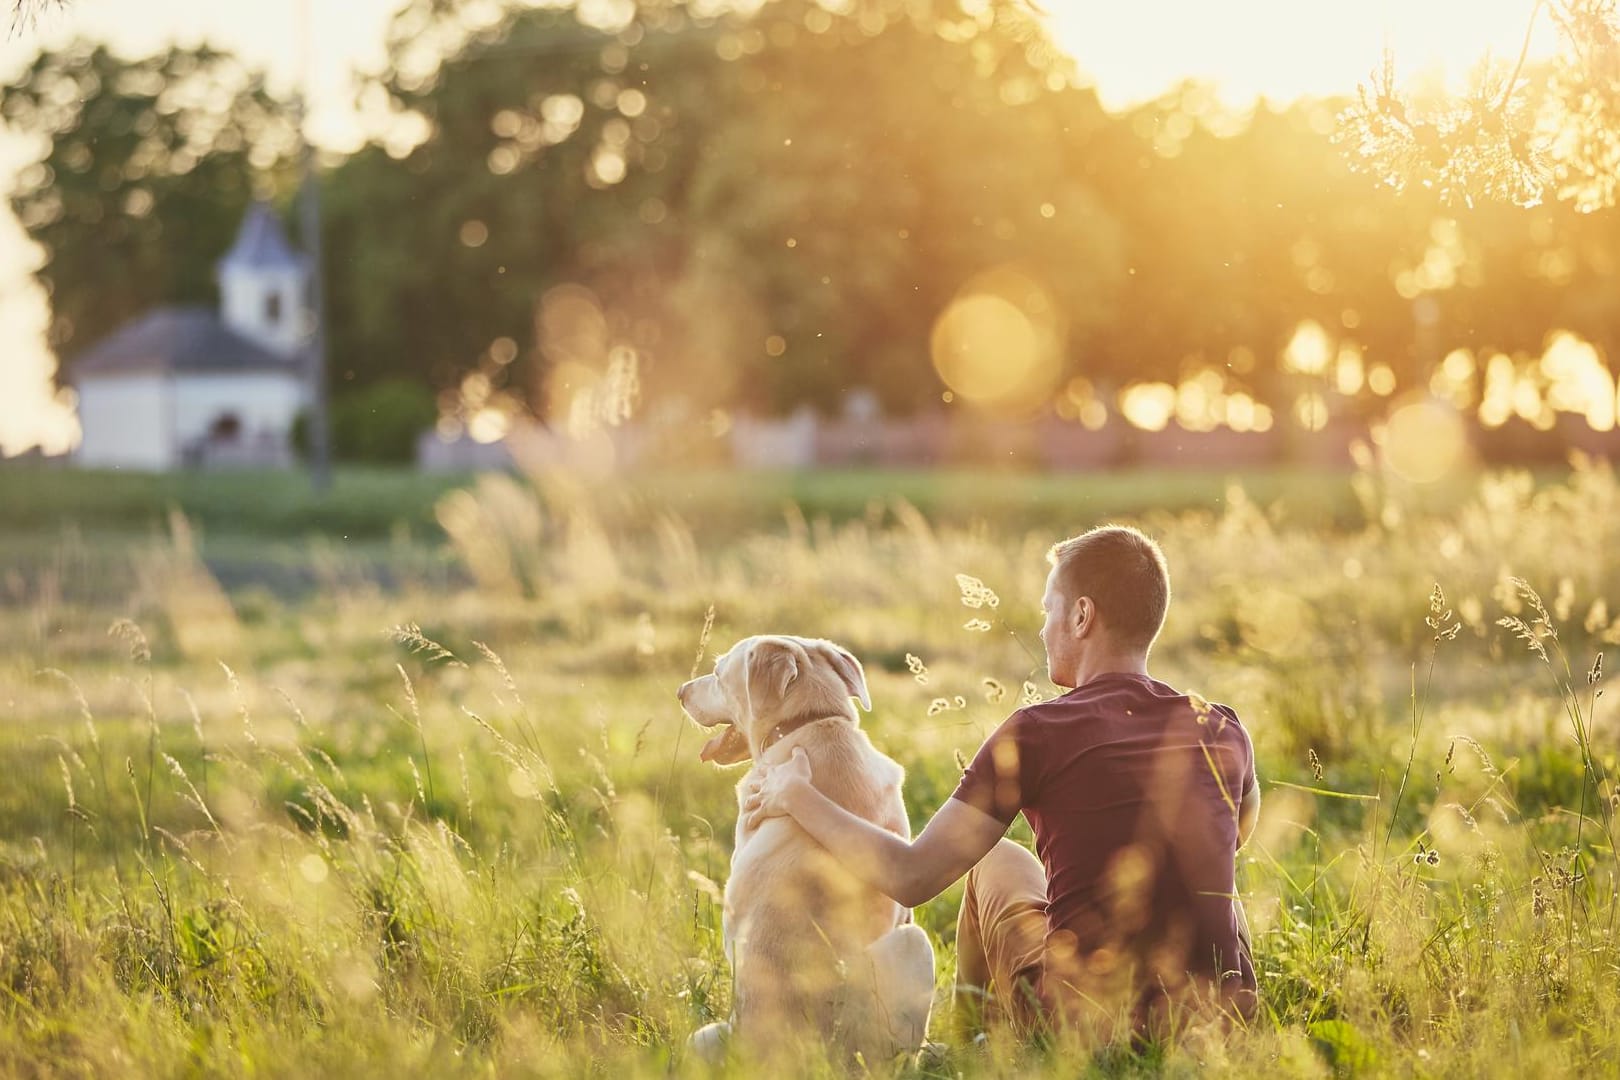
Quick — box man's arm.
[744,749,1008,908]
[1238,776,1260,849]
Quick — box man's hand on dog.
[742,747,812,832]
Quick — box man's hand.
[742,747,812,832]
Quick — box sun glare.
[1041,0,1562,110]
[1380,397,1469,482]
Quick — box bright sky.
[1048,0,1556,111]
[0,0,1561,455]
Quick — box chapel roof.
[73,307,302,379]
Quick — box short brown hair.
[1047,525,1170,652]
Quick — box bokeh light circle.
[1381,397,1468,483]
[929,265,1064,415]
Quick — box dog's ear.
[746,638,803,707]
[815,641,871,711]
[698,725,751,766]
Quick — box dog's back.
[725,721,913,1055]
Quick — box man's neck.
[1071,651,1150,689]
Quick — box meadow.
[1,458,1618,1077]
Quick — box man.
[742,524,1259,1043]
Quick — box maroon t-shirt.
[951,671,1257,1020]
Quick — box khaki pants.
[953,838,1057,1034]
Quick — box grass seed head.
[107,619,151,665]
[689,605,715,680]
[955,573,1000,610]
[1509,576,1557,639]
[1496,615,1549,662]
[389,623,465,667]
[1427,582,1462,641]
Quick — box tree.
[331,0,1126,423]
[0,43,296,377]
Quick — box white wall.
[731,409,817,468]
[219,265,307,356]
[174,371,306,449]
[74,373,173,469]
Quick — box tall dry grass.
[0,459,1618,1075]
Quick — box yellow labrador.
[678,634,935,1063]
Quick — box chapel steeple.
[216,201,308,358]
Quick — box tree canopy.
[2,42,295,362]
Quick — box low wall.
[421,411,1620,472]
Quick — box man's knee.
[968,838,1042,894]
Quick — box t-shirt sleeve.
[1213,702,1257,796]
[950,710,1038,824]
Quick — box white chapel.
[72,202,311,470]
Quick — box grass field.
[2,459,1618,1076]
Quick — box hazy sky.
[0,0,1559,455]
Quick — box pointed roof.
[72,307,302,379]
[218,201,306,272]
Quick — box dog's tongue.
[699,727,734,763]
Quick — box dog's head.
[677,635,872,766]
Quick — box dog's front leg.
[732,768,762,851]
[689,1020,731,1062]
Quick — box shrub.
[329,379,438,464]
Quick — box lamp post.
[297,0,331,491]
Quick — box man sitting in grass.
[744,524,1260,1045]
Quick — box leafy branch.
[1337,0,1620,211]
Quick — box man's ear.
[815,641,871,711]
[1072,595,1094,637]
[747,638,805,707]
